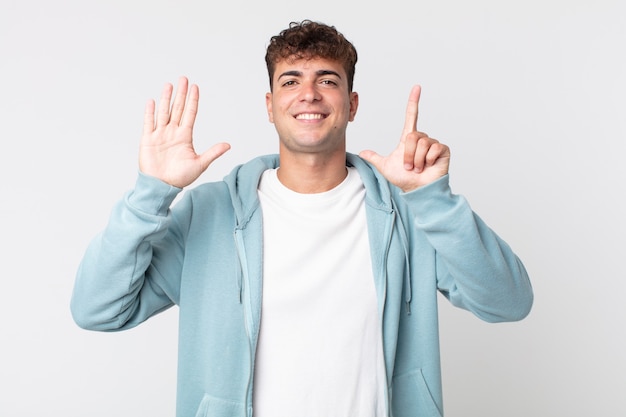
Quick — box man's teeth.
[296,113,323,120]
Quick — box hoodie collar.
[223,153,394,228]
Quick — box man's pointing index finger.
[402,85,421,138]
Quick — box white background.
[1,0,625,415]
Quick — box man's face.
[266,57,359,158]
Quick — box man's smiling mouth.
[295,113,326,120]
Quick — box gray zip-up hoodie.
[71,153,533,417]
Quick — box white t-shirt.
[253,167,387,417]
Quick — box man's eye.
[282,80,297,86]
[321,79,337,86]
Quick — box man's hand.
[139,76,230,188]
[359,85,450,192]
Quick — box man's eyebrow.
[317,69,342,78]
[276,69,342,80]
[277,70,302,80]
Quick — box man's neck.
[277,151,348,194]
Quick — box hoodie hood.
[223,153,395,227]
[223,154,279,229]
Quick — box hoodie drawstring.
[391,200,412,315]
[234,229,246,304]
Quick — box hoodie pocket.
[391,369,442,417]
[194,394,247,417]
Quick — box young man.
[71,20,533,417]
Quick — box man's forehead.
[274,57,345,75]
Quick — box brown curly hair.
[265,20,358,92]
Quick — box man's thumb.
[359,150,383,169]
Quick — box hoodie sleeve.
[70,172,186,331]
[401,175,533,323]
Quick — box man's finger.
[403,131,419,170]
[180,84,200,129]
[198,142,232,172]
[358,150,384,171]
[169,76,189,125]
[401,85,421,138]
[156,83,173,127]
[143,99,156,134]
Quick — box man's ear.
[266,92,274,123]
[349,91,359,122]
